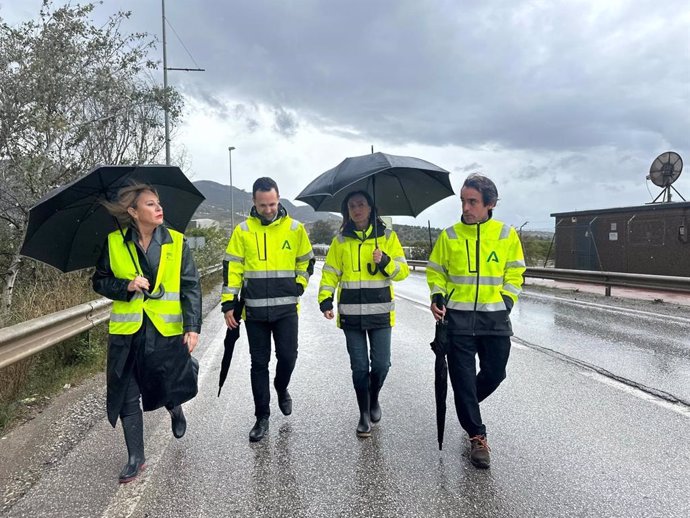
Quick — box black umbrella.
[20,164,204,273]
[296,151,454,217]
[430,319,449,451]
[430,292,452,451]
[218,300,245,397]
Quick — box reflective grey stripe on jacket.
[446,226,458,239]
[506,260,526,268]
[341,280,392,289]
[224,253,244,263]
[161,314,183,323]
[323,264,342,276]
[339,301,395,315]
[110,313,143,323]
[244,270,295,279]
[448,275,503,286]
[239,222,249,232]
[245,296,300,307]
[158,291,180,301]
[503,283,522,296]
[296,251,314,262]
[499,224,511,239]
[320,285,336,295]
[447,300,506,312]
[222,286,240,295]
[427,261,446,274]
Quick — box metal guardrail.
[0,264,224,370]
[525,267,690,294]
[1,262,687,370]
[406,261,690,294]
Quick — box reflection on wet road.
[397,272,690,403]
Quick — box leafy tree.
[0,1,183,323]
[308,219,339,245]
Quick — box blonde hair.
[102,182,159,228]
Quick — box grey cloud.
[272,107,299,137]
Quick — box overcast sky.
[3,0,689,230]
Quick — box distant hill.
[193,180,339,225]
[192,180,553,244]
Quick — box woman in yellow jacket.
[318,191,409,437]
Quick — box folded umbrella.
[218,299,245,397]
[430,318,449,451]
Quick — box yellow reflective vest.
[108,229,184,336]
[319,224,409,329]
[222,210,314,322]
[426,217,525,336]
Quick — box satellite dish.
[648,151,682,187]
[647,151,685,203]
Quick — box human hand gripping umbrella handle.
[143,283,165,300]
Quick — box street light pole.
[228,146,236,230]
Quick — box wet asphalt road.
[4,268,690,517]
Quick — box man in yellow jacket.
[427,173,525,469]
[222,177,314,442]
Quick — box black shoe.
[469,435,491,469]
[277,389,292,416]
[249,417,269,442]
[119,458,146,483]
[168,405,187,439]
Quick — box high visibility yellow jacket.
[222,206,314,322]
[426,217,525,336]
[108,229,184,336]
[319,223,409,329]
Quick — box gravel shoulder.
[0,283,222,515]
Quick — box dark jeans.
[245,315,299,418]
[343,327,392,393]
[446,335,511,437]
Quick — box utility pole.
[228,146,236,230]
[161,0,204,165]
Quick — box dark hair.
[462,173,499,207]
[252,177,279,198]
[339,190,385,232]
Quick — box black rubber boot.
[168,405,187,439]
[369,374,382,424]
[355,388,371,438]
[119,411,146,483]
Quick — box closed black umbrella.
[430,318,449,451]
[218,300,245,397]
[20,164,204,273]
[296,151,454,217]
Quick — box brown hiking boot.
[469,435,491,469]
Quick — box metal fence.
[0,265,222,370]
[1,263,687,370]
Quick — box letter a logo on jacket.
[282,239,292,250]
[487,251,499,263]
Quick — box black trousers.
[245,315,299,418]
[446,334,511,437]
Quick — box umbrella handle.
[367,263,378,275]
[143,283,166,300]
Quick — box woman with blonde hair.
[93,182,201,483]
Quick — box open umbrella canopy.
[20,164,204,273]
[296,152,454,216]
